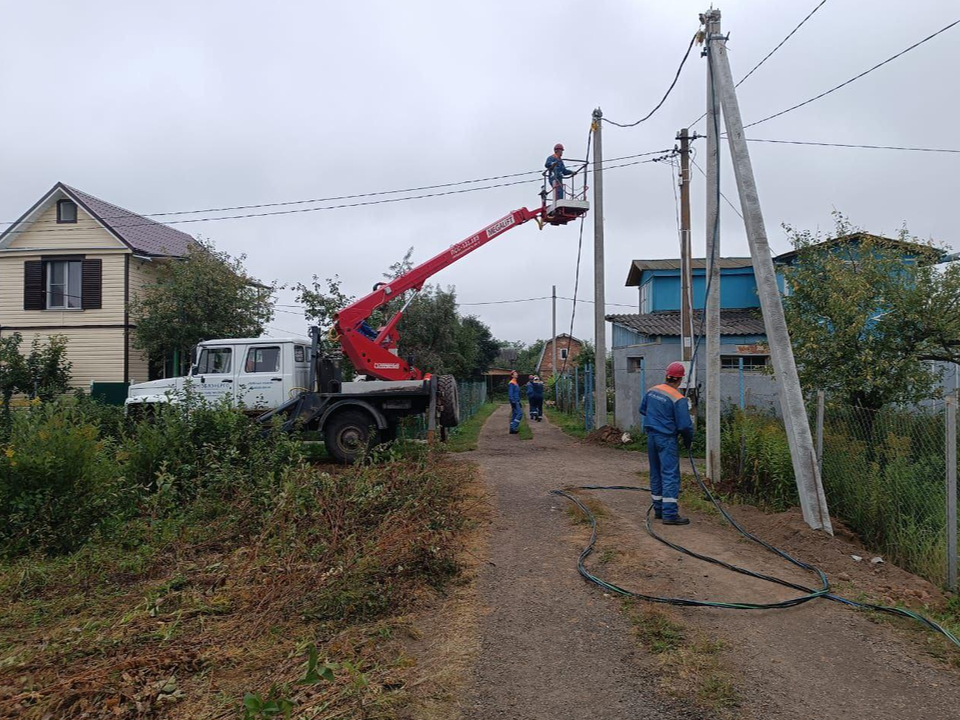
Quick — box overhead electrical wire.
[743,137,960,154]
[688,0,830,127]
[603,31,700,128]
[2,155,672,237]
[690,157,744,219]
[743,17,960,129]
[0,150,672,230]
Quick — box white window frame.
[45,259,82,310]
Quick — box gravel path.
[461,406,686,720]
[459,405,960,720]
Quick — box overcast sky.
[1,0,957,346]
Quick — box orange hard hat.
[666,362,686,379]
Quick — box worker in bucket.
[527,374,544,422]
[545,143,574,200]
[508,370,523,434]
[639,362,694,525]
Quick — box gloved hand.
[682,433,693,451]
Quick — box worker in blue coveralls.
[639,362,694,525]
[508,370,523,434]
[545,143,574,200]
[526,375,544,422]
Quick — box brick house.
[536,334,583,379]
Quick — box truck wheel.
[437,375,460,428]
[324,409,374,464]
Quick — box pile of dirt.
[724,504,946,608]
[586,424,631,445]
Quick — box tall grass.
[720,404,952,586]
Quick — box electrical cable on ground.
[603,32,699,128]
[743,17,960,129]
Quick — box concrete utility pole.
[592,107,607,429]
[552,284,558,402]
[703,9,722,482]
[678,127,696,423]
[706,13,833,533]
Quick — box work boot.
[509,429,519,435]
[662,516,690,526]
[654,511,663,520]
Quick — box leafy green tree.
[782,214,960,410]
[0,334,72,431]
[129,239,275,367]
[513,340,545,374]
[296,274,354,354]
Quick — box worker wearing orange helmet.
[545,143,574,200]
[639,362,694,525]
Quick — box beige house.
[0,182,192,389]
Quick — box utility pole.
[552,284,558,403]
[592,107,607,430]
[678,127,696,423]
[706,11,833,533]
[703,9,722,483]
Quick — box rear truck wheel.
[323,409,375,464]
[437,375,460,428]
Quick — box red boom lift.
[259,166,589,462]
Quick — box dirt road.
[458,405,960,720]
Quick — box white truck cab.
[126,336,313,411]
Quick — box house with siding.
[607,234,955,429]
[0,182,192,391]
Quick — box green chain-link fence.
[397,379,488,440]
[721,393,959,588]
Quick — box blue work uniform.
[545,154,573,199]
[508,378,523,432]
[527,381,544,420]
[639,383,694,520]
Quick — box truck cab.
[126,336,313,410]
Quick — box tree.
[0,334,72,430]
[296,248,503,378]
[129,239,276,368]
[514,340,546,374]
[782,214,960,410]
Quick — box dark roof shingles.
[607,310,765,337]
[66,184,193,257]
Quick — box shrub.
[719,409,797,510]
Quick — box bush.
[0,396,302,557]
[719,409,797,510]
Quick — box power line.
[690,157,744,220]
[1,149,671,229]
[744,137,960,153]
[743,17,960,129]
[3,154,674,236]
[736,0,828,87]
[689,0,830,127]
[603,32,699,128]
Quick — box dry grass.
[0,449,478,719]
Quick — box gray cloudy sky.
[1,0,957,346]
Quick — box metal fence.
[553,364,595,431]
[813,393,958,590]
[397,379,488,440]
[723,392,959,590]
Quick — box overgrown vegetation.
[719,404,952,586]
[129,237,277,369]
[0,333,71,429]
[782,213,960,410]
[0,397,471,718]
[444,401,498,452]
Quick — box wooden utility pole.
[552,284,558,401]
[592,107,607,430]
[704,9,722,482]
[706,10,832,533]
[678,128,695,422]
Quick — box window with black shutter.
[23,260,44,310]
[81,259,102,309]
